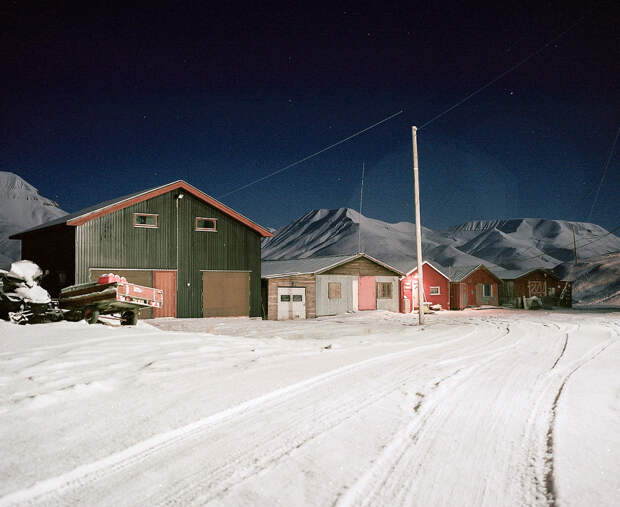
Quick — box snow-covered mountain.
[262,210,620,279]
[261,208,499,273]
[0,172,67,269]
[553,252,620,306]
[442,218,620,270]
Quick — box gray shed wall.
[316,274,355,316]
[375,275,400,312]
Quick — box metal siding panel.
[315,275,354,316]
[177,193,262,318]
[375,276,399,312]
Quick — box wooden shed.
[10,180,272,318]
[400,261,450,312]
[261,253,403,320]
[495,268,572,307]
[448,265,501,310]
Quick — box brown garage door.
[202,271,250,317]
[89,269,153,319]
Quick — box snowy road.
[0,310,618,506]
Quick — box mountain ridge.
[262,208,620,275]
[0,172,67,269]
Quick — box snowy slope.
[442,218,620,270]
[261,208,496,273]
[553,252,620,306]
[263,210,620,279]
[0,172,67,269]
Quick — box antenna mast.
[358,162,365,254]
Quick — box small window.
[377,282,393,299]
[328,282,341,299]
[133,213,158,228]
[429,286,440,296]
[280,294,291,302]
[195,217,217,231]
[292,294,303,302]
[483,284,492,297]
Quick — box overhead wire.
[588,125,620,220]
[217,110,403,199]
[217,16,586,200]
[418,16,585,130]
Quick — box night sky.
[2,2,618,231]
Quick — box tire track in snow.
[542,329,618,507]
[0,326,490,507]
[153,322,516,506]
[335,323,522,507]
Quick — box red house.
[449,265,501,310]
[400,261,450,312]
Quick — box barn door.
[202,271,250,317]
[153,271,177,318]
[358,276,376,310]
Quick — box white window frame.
[483,284,492,297]
[429,286,440,296]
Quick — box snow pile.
[0,172,66,269]
[554,252,620,306]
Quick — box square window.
[376,282,393,299]
[195,217,217,231]
[133,213,158,228]
[280,294,291,302]
[292,294,303,302]
[328,282,341,299]
[429,286,440,296]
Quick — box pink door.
[153,271,177,318]
[358,276,376,310]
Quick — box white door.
[277,287,306,320]
[352,278,359,311]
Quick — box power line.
[419,17,585,130]
[218,110,403,199]
[588,125,620,220]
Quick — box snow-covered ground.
[0,310,619,506]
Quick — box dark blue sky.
[2,2,618,231]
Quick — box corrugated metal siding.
[76,192,176,282]
[75,191,261,318]
[316,275,355,316]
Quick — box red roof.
[65,180,273,237]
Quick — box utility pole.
[571,224,578,264]
[412,126,424,325]
[358,162,365,254]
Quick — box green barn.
[10,180,272,318]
